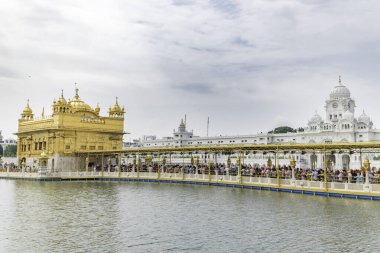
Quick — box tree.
[0,145,3,157]
[268,126,297,134]
[3,145,17,157]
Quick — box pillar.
[86,154,89,173]
[101,154,104,177]
[324,147,327,191]
[238,154,242,185]
[158,153,161,179]
[290,155,296,186]
[182,152,185,180]
[363,156,371,192]
[208,154,211,183]
[118,153,122,177]
[107,157,111,174]
[276,148,280,187]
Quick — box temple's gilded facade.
[16,88,125,172]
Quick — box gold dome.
[69,87,93,113]
[21,99,34,120]
[179,119,185,128]
[108,97,125,117]
[56,90,67,105]
[22,99,33,115]
[94,103,101,115]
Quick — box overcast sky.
[1,0,380,141]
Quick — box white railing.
[2,172,380,194]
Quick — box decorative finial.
[75,84,79,99]
[339,75,342,85]
[61,89,64,98]
[115,96,119,105]
[27,99,30,107]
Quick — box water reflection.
[0,181,379,252]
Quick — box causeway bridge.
[3,142,380,200]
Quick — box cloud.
[172,82,216,94]
[233,36,255,48]
[172,0,195,6]
[209,0,241,18]
[1,0,380,140]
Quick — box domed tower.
[357,110,373,130]
[69,87,94,113]
[178,119,186,132]
[108,97,125,118]
[325,76,356,123]
[21,99,34,120]
[94,103,101,116]
[52,90,71,114]
[307,111,323,131]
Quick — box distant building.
[0,131,17,156]
[16,88,125,172]
[137,78,380,170]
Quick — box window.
[65,145,70,149]
[80,145,86,150]
[89,146,95,150]
[113,147,117,150]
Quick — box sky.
[1,0,380,141]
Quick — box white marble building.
[0,131,17,156]
[136,78,380,170]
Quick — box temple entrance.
[342,155,350,170]
[325,154,336,169]
[310,154,317,169]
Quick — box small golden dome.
[22,100,33,115]
[56,90,67,105]
[95,103,101,115]
[112,97,123,112]
[179,119,185,128]
[69,87,93,113]
[109,97,125,116]
[21,99,34,120]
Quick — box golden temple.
[16,88,125,172]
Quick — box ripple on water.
[0,181,379,253]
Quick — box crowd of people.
[2,161,380,184]
[116,162,380,184]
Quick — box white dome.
[342,110,354,121]
[358,110,370,124]
[329,77,351,99]
[330,85,351,99]
[308,111,323,124]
